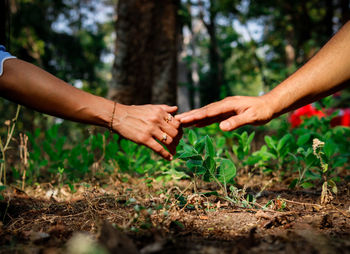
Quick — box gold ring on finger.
[162,133,168,142]
[165,114,173,123]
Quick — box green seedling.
[178,130,236,198]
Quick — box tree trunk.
[0,0,9,47]
[340,0,350,25]
[200,0,223,105]
[109,0,179,105]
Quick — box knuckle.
[171,129,179,137]
[202,108,209,117]
[154,146,163,153]
[145,125,155,134]
[172,119,181,128]
[139,134,149,143]
[154,107,163,115]
[149,115,159,123]
[165,136,173,144]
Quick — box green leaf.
[218,159,236,184]
[205,135,215,158]
[204,157,216,174]
[324,141,337,159]
[264,136,276,150]
[178,152,201,161]
[232,145,239,157]
[241,132,248,142]
[333,157,347,168]
[328,179,337,194]
[247,132,255,145]
[288,179,298,189]
[322,163,328,173]
[277,134,292,151]
[297,133,311,146]
[246,194,254,202]
[194,137,206,154]
[188,130,197,146]
[245,156,261,166]
[120,139,131,154]
[195,166,207,175]
[186,159,202,168]
[183,143,197,153]
[301,182,314,189]
[216,136,226,149]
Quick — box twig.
[281,198,322,208]
[330,205,350,218]
[0,105,21,184]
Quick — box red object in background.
[289,104,350,127]
[342,109,350,126]
[289,104,325,128]
[330,108,350,127]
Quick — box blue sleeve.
[0,45,16,76]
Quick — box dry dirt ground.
[1,175,350,254]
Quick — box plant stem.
[0,105,21,185]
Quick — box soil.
[1,175,350,254]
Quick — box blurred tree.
[0,0,113,137]
[0,0,10,47]
[109,0,180,105]
[340,0,350,25]
[199,0,224,105]
[9,0,109,93]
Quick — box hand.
[112,104,182,160]
[175,96,275,131]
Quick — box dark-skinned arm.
[0,59,182,160]
[176,21,350,131]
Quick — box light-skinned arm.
[176,21,350,131]
[0,59,181,160]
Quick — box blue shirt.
[0,45,16,76]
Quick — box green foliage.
[177,116,349,197]
[13,124,171,185]
[288,113,349,189]
[0,0,114,134]
[0,184,5,201]
[228,131,255,168]
[177,130,237,197]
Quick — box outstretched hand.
[175,96,275,131]
[112,104,182,161]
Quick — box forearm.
[0,59,113,128]
[262,21,350,117]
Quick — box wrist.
[89,97,116,129]
[110,103,128,133]
[260,90,284,119]
[109,101,117,132]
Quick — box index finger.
[176,103,223,125]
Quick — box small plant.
[228,185,256,208]
[57,167,65,189]
[19,133,29,190]
[228,131,256,169]
[177,130,236,199]
[264,133,293,171]
[312,138,337,205]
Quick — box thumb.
[219,114,249,131]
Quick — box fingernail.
[169,155,173,161]
[220,122,230,130]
